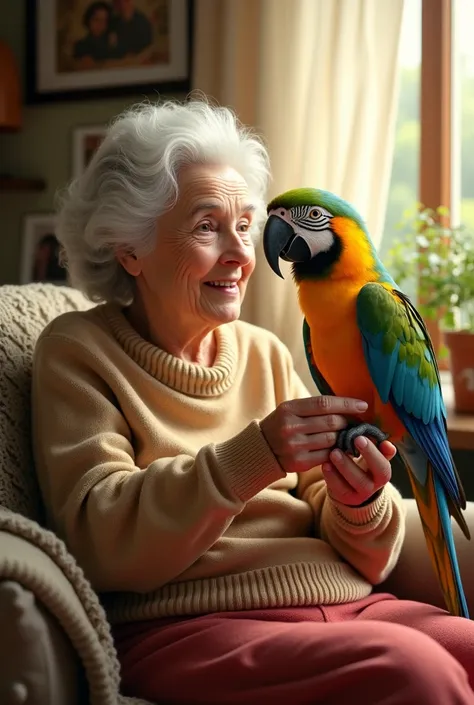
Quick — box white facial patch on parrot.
[268,205,335,257]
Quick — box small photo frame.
[20,213,68,286]
[72,125,107,178]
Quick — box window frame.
[419,0,452,363]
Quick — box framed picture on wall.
[26,0,193,103]
[20,214,68,286]
[72,125,107,177]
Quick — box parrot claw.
[336,423,390,458]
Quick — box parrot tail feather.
[447,495,471,541]
[406,462,469,619]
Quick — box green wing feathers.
[356,283,443,422]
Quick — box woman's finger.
[329,448,375,494]
[295,414,348,436]
[377,439,397,461]
[322,461,356,503]
[279,448,333,474]
[353,437,393,486]
[288,395,368,418]
[292,430,340,452]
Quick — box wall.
[0,0,184,285]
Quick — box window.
[384,0,474,238]
[453,0,474,228]
[381,0,474,326]
[380,0,421,264]
[381,0,459,359]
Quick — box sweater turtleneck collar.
[101,304,238,397]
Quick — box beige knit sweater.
[31,302,405,625]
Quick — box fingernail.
[331,449,342,461]
[355,436,368,449]
[356,401,368,411]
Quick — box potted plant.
[385,204,474,413]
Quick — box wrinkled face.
[89,8,109,36]
[125,164,257,334]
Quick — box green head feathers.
[267,188,368,235]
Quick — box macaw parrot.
[262,187,470,619]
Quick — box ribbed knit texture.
[104,306,237,396]
[102,562,372,624]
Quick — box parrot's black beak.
[263,215,312,279]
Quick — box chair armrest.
[0,579,82,705]
[0,529,107,705]
[0,528,101,636]
[0,529,89,704]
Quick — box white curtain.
[193,0,404,387]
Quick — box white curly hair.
[56,97,271,304]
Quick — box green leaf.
[382,202,474,333]
[438,343,449,360]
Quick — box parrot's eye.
[279,210,285,216]
[309,208,321,219]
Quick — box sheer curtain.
[193,0,404,386]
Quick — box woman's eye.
[198,222,212,232]
[239,222,250,232]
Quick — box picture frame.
[26,0,193,103]
[72,125,107,177]
[20,214,68,286]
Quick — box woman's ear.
[116,249,142,277]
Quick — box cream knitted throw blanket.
[0,283,150,705]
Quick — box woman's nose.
[221,230,253,264]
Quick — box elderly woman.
[32,100,474,705]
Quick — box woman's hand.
[259,395,370,474]
[322,437,397,507]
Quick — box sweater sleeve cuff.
[328,485,390,530]
[213,421,285,501]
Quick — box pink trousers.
[114,593,474,705]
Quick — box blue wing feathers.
[357,283,461,502]
[361,325,441,424]
[421,377,433,424]
[392,360,406,408]
[357,285,445,425]
[395,402,460,503]
[360,333,396,403]
[402,364,418,414]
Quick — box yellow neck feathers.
[296,217,378,329]
[329,217,377,283]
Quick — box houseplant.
[385,204,474,413]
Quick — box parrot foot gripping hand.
[336,423,389,457]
